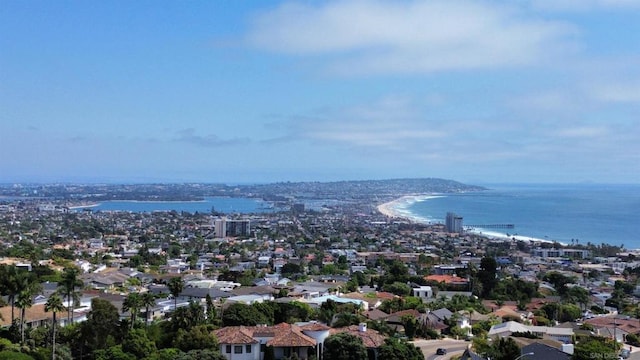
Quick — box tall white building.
[214,218,227,238]
[445,212,463,233]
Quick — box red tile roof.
[329,325,387,348]
[299,322,331,331]
[213,323,317,348]
[214,327,258,345]
[425,275,469,284]
[268,327,316,347]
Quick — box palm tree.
[0,265,23,324]
[140,292,156,325]
[122,293,141,328]
[167,277,184,312]
[58,267,83,324]
[45,294,66,360]
[16,276,42,344]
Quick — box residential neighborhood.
[0,181,637,360]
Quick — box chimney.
[358,323,367,332]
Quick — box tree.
[477,257,498,297]
[383,282,412,296]
[543,272,575,295]
[205,294,217,325]
[401,315,419,339]
[0,265,22,324]
[378,338,424,360]
[573,337,619,360]
[80,298,121,352]
[140,292,156,324]
[173,325,218,352]
[45,294,66,360]
[323,333,368,360]
[173,349,226,360]
[121,328,156,358]
[171,302,206,331]
[16,273,42,344]
[93,345,135,360]
[281,263,302,277]
[167,277,184,311]
[58,267,83,324]
[566,286,590,310]
[0,351,35,360]
[122,293,141,328]
[222,303,269,326]
[475,333,520,359]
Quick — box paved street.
[412,339,471,360]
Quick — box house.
[460,348,487,360]
[584,316,640,341]
[300,295,369,311]
[457,310,491,325]
[491,305,529,322]
[329,323,387,360]
[0,302,89,329]
[364,308,388,321]
[214,322,386,360]
[412,285,433,300]
[430,308,453,322]
[488,321,574,344]
[214,323,320,360]
[384,309,421,332]
[522,342,572,360]
[430,291,473,301]
[425,274,470,286]
[178,287,233,303]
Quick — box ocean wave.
[466,228,564,245]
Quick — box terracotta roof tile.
[329,325,387,348]
[299,322,331,331]
[214,323,317,347]
[214,327,258,345]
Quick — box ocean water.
[397,184,640,249]
[78,197,273,214]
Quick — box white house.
[488,321,574,344]
[412,286,433,300]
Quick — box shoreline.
[68,203,100,210]
[377,194,561,245]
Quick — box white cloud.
[554,126,610,138]
[510,90,583,112]
[528,0,640,12]
[589,83,640,103]
[245,0,577,74]
[288,96,447,149]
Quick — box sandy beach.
[376,196,414,218]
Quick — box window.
[226,345,231,353]
[234,345,243,354]
[246,345,252,353]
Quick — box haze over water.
[398,184,640,249]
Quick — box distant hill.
[240,178,486,201]
[0,178,485,202]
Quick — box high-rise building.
[214,218,226,238]
[445,212,463,233]
[213,217,251,238]
[226,219,251,237]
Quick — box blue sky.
[1,0,639,184]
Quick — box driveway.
[412,338,471,360]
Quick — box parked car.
[436,348,447,355]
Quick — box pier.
[465,224,515,229]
